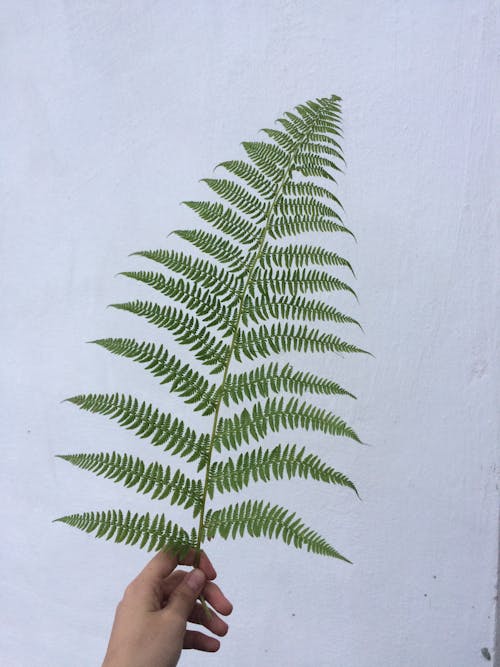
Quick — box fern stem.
[194,105,335,566]
[194,182,289,564]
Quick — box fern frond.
[260,127,296,152]
[234,322,368,361]
[130,250,246,296]
[208,444,357,497]
[183,200,261,246]
[242,294,362,328]
[293,164,336,182]
[214,397,360,451]
[282,181,344,210]
[121,266,240,307]
[204,500,349,560]
[308,131,344,152]
[54,510,196,556]
[301,141,345,163]
[295,100,343,126]
[221,361,355,406]
[118,272,235,333]
[297,152,343,174]
[216,160,275,198]
[242,141,289,181]
[259,243,354,275]
[110,301,229,371]
[268,215,354,240]
[277,99,341,145]
[249,267,356,298]
[57,452,203,513]
[275,196,343,222]
[58,95,368,569]
[276,111,313,138]
[293,101,343,131]
[277,110,340,148]
[171,228,245,270]
[90,338,217,415]
[65,393,210,463]
[201,178,267,219]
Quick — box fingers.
[159,570,233,634]
[182,549,217,581]
[166,568,207,619]
[158,570,186,606]
[161,571,233,617]
[159,572,229,635]
[188,601,229,637]
[138,548,217,585]
[201,580,233,616]
[138,549,177,582]
[183,629,220,652]
[172,548,217,579]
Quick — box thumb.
[167,568,206,619]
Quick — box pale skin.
[102,549,233,667]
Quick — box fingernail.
[186,568,205,591]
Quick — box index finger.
[179,548,217,580]
[139,548,217,583]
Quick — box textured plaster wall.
[1,1,499,666]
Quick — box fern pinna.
[55,95,368,566]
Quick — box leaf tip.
[52,515,66,524]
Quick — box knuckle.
[114,598,127,618]
[123,579,139,598]
[172,585,193,608]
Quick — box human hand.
[102,549,233,667]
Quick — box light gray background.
[1,1,499,666]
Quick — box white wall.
[1,1,498,665]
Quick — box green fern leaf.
[130,249,245,290]
[214,397,360,452]
[282,180,344,211]
[110,301,230,370]
[56,95,369,567]
[171,228,245,269]
[204,500,349,561]
[117,272,237,333]
[303,141,345,162]
[234,322,368,361]
[241,294,362,327]
[274,196,343,222]
[216,160,275,198]
[242,141,289,181]
[207,444,357,498]
[183,200,261,246]
[268,214,354,240]
[260,127,296,152]
[57,452,203,513]
[90,338,217,414]
[297,152,343,175]
[54,510,196,556]
[201,178,267,219]
[249,267,356,298]
[64,393,209,463]
[221,362,355,406]
[259,243,354,275]
[120,267,240,307]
